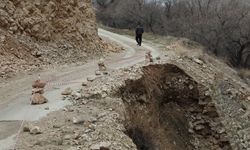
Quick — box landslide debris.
[15,40,250,149]
[0,0,118,79]
[121,64,230,150]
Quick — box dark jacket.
[136,27,144,35]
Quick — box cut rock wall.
[0,0,115,78]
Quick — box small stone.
[103,71,109,75]
[64,135,71,140]
[156,56,161,60]
[218,128,226,134]
[30,126,42,134]
[44,107,49,110]
[61,87,73,95]
[205,91,210,96]
[53,124,61,128]
[194,125,205,131]
[82,80,88,86]
[87,76,96,82]
[247,96,250,101]
[98,59,107,71]
[90,142,111,150]
[72,115,97,124]
[95,71,101,76]
[81,100,88,105]
[239,108,245,113]
[23,126,30,132]
[193,58,203,65]
[74,133,81,140]
[101,93,108,98]
[72,92,82,100]
[189,85,194,90]
[63,107,74,112]
[84,129,92,133]
[193,119,205,126]
[241,103,247,111]
[188,128,194,133]
[33,51,42,58]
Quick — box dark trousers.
[136,34,142,46]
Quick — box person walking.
[135,24,144,46]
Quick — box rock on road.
[0,29,161,150]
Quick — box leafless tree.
[95,0,250,68]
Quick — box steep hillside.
[0,0,116,78]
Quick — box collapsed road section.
[121,64,231,150]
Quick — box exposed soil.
[0,0,119,79]
[121,64,231,150]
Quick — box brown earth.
[121,64,231,150]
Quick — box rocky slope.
[0,0,118,78]
[16,49,250,149]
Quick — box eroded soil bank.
[120,64,231,150]
[15,59,250,150]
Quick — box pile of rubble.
[0,0,119,79]
[31,78,47,105]
[0,33,44,78]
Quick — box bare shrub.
[94,0,250,69]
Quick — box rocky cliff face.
[0,0,113,78]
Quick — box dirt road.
[0,29,160,150]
